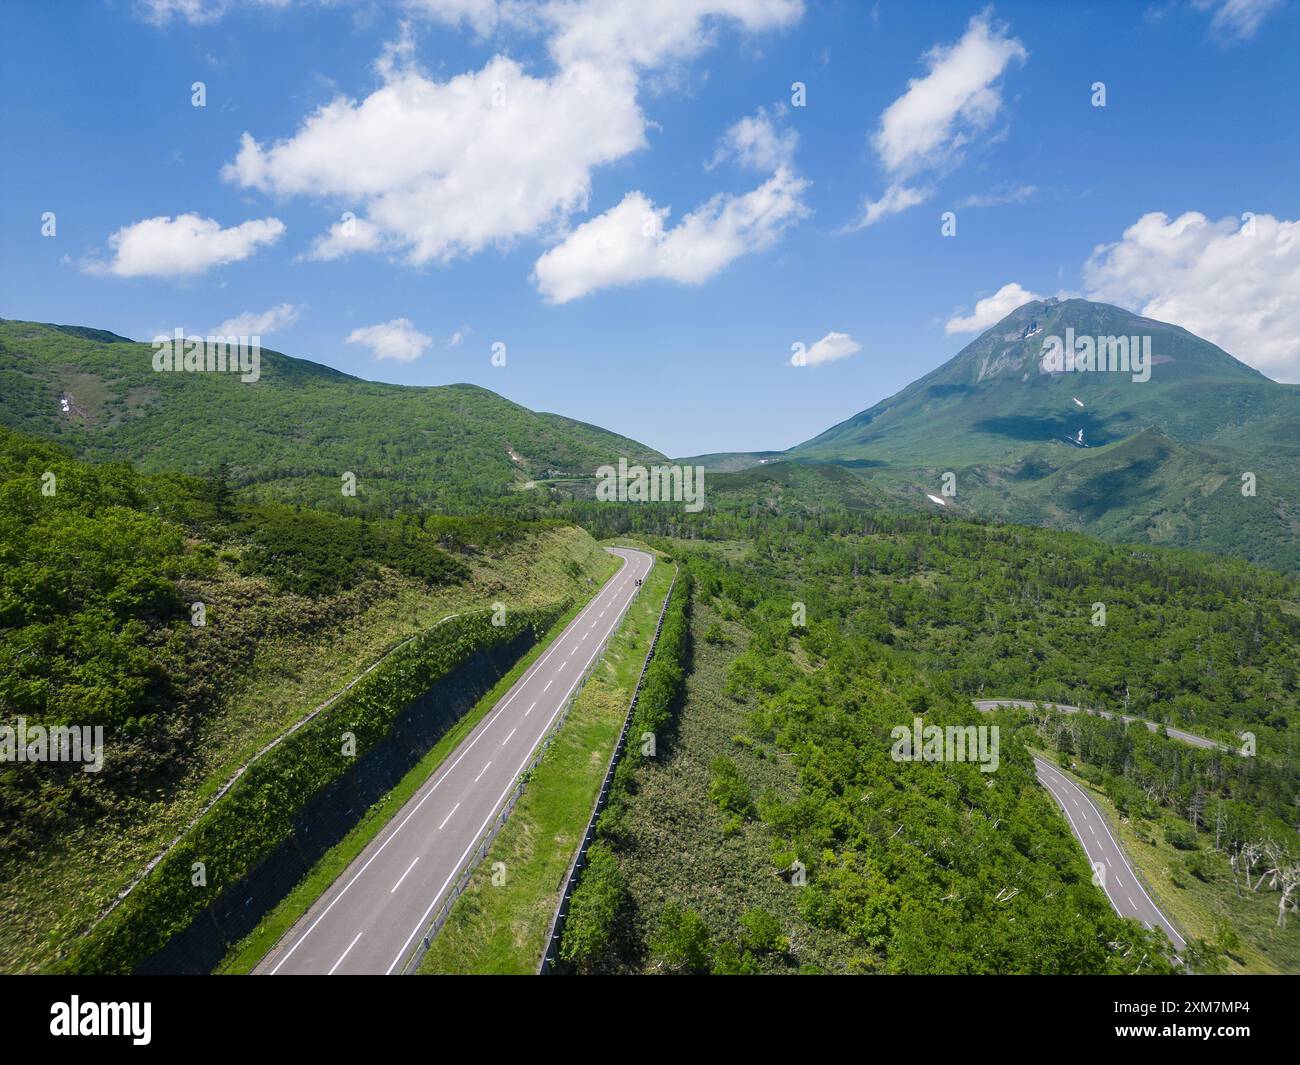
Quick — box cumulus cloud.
[1084,210,1300,382]
[851,12,1025,227]
[346,318,433,362]
[795,331,861,367]
[87,213,285,278]
[709,106,797,172]
[874,12,1026,176]
[532,167,808,303]
[211,303,302,336]
[220,4,804,274]
[1192,0,1284,42]
[945,281,1045,334]
[224,53,645,267]
[305,215,385,261]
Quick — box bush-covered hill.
[0,319,664,512]
[556,498,1299,973]
[0,425,617,972]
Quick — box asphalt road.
[973,698,1231,751]
[258,546,654,975]
[972,699,1190,950]
[1033,755,1186,952]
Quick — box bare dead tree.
[1259,841,1299,929]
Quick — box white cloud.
[851,12,1025,228]
[220,4,804,274]
[851,182,931,229]
[88,213,285,278]
[346,318,433,362]
[1084,210,1300,382]
[405,0,516,35]
[795,331,861,367]
[305,216,385,261]
[134,0,294,25]
[709,106,797,171]
[224,53,646,267]
[873,12,1026,177]
[211,303,302,336]
[1193,0,1284,42]
[532,167,808,303]
[544,0,804,71]
[945,282,1045,334]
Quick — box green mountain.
[0,319,664,511]
[785,299,1300,571]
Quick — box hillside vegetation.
[0,319,663,512]
[703,301,1300,571]
[0,425,616,972]
[555,496,1299,973]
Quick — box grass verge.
[417,546,673,974]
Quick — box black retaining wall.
[135,629,535,974]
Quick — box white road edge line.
[265,553,634,973]
[1035,757,1184,949]
[384,552,647,975]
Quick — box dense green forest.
[551,481,1299,973]
[559,555,1179,973]
[3,411,1296,973]
[0,424,566,869]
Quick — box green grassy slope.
[0,319,664,512]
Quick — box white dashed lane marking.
[390,857,419,894]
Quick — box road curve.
[973,698,1231,752]
[1032,756,1186,952]
[257,547,655,975]
[973,699,1188,950]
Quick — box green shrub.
[1163,821,1198,851]
[650,904,711,974]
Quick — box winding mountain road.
[973,698,1231,751]
[1033,755,1186,951]
[258,547,654,976]
[973,698,1210,951]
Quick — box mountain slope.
[0,320,664,511]
[788,299,1300,570]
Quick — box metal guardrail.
[397,555,659,975]
[538,565,678,975]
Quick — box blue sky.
[2,0,1298,457]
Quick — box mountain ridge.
[0,318,665,511]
